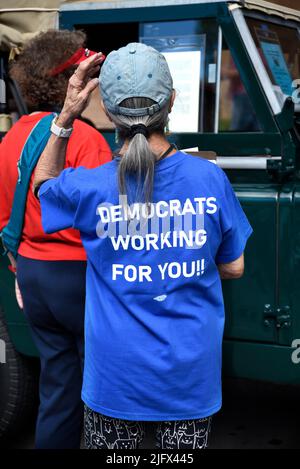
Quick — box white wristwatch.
[50,115,73,138]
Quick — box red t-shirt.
[0,112,112,260]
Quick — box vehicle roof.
[1,0,299,53]
[60,0,300,23]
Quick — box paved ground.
[5,378,300,449]
[210,378,300,449]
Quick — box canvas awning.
[242,0,300,23]
[0,0,124,52]
[0,1,60,52]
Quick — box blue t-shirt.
[39,151,253,421]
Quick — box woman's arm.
[7,252,23,309]
[218,253,244,279]
[33,52,103,194]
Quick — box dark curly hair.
[9,29,87,111]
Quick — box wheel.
[0,308,39,443]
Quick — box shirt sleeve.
[215,171,253,264]
[39,167,81,234]
[67,121,112,169]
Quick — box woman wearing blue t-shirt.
[34,43,252,449]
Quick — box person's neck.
[119,133,177,160]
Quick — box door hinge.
[263,304,291,329]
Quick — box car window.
[219,37,261,133]
[246,17,300,106]
[140,19,219,133]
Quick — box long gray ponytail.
[107,97,171,206]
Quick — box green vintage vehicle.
[1,0,300,440]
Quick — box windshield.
[246,16,300,106]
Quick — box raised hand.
[57,52,104,127]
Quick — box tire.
[0,309,39,443]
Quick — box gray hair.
[107,97,171,206]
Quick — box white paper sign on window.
[162,50,201,133]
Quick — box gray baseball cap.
[99,42,173,117]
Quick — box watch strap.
[50,115,73,138]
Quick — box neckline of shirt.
[114,150,186,172]
[19,112,51,123]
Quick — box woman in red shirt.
[0,30,111,449]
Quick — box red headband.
[49,47,103,76]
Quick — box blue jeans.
[17,255,86,449]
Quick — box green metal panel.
[0,256,38,356]
[104,132,282,157]
[288,186,300,347]
[224,182,300,348]
[276,184,295,346]
[223,340,300,385]
[60,2,223,29]
[171,133,282,156]
[223,184,279,343]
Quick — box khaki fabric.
[0,0,83,51]
[0,1,59,51]
[242,0,300,22]
[0,11,57,51]
[0,1,113,51]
